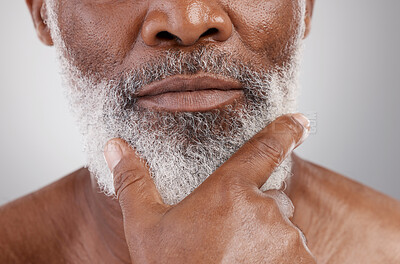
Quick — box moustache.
[105,46,271,112]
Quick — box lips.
[135,74,244,112]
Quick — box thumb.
[104,138,166,223]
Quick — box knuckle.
[295,237,316,263]
[242,194,286,223]
[286,227,303,245]
[112,158,146,197]
[251,195,282,219]
[248,136,284,166]
[286,226,309,249]
[263,197,282,215]
[264,190,294,219]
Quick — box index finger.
[210,113,310,188]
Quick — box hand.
[104,114,315,264]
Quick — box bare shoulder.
[296,155,400,215]
[290,155,400,263]
[0,168,90,263]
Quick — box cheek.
[57,1,146,78]
[226,0,304,65]
[54,0,303,77]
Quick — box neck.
[80,172,131,263]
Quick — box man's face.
[43,0,311,204]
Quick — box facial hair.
[46,2,304,205]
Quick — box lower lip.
[136,89,244,112]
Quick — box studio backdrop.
[1,0,399,205]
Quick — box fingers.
[211,113,310,188]
[104,138,166,223]
[263,190,315,261]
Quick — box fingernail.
[292,113,311,131]
[104,140,123,171]
[292,113,311,147]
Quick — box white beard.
[46,1,305,205]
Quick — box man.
[0,0,399,263]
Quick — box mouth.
[135,74,244,112]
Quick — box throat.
[74,169,131,263]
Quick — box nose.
[141,1,232,46]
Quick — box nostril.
[200,28,219,38]
[156,31,178,41]
[153,28,221,46]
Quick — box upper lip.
[136,74,243,97]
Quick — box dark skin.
[0,0,399,263]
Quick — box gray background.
[1,1,399,205]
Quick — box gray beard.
[46,2,303,205]
[67,47,300,204]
